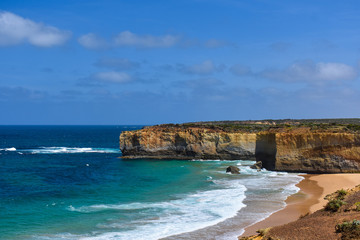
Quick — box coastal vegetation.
[324,189,348,212]
[335,220,360,240]
[325,199,347,212]
[240,184,360,240]
[337,189,348,200]
[355,202,360,211]
[155,118,360,133]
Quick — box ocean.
[0,126,303,240]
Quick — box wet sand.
[241,173,360,237]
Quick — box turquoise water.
[0,126,303,240]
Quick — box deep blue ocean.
[0,126,303,240]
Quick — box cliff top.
[143,118,360,133]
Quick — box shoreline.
[240,173,360,237]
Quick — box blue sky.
[1,0,360,124]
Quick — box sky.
[1,0,360,125]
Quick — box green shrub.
[336,220,360,232]
[256,228,270,236]
[346,124,360,132]
[336,220,360,240]
[337,189,348,200]
[354,202,360,211]
[325,199,346,212]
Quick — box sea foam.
[30,160,303,240]
[65,179,247,240]
[21,147,119,154]
[0,147,17,151]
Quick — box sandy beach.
[241,173,360,237]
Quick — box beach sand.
[241,173,360,237]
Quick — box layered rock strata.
[256,129,360,173]
[120,125,360,173]
[120,126,257,160]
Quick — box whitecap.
[3,147,16,151]
[67,180,247,240]
[21,147,120,154]
[33,160,304,240]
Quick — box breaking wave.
[64,180,247,240]
[21,147,120,154]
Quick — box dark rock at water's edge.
[250,161,262,171]
[226,166,240,174]
[120,118,360,173]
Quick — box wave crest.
[23,147,119,154]
[0,147,17,151]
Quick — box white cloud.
[314,62,356,81]
[114,31,179,48]
[94,71,132,83]
[261,61,358,83]
[0,11,71,47]
[179,60,225,75]
[78,33,107,49]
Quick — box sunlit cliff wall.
[120,126,360,173]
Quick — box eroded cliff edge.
[120,119,360,173]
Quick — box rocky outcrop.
[120,123,360,173]
[226,166,240,174]
[250,161,262,171]
[120,126,257,160]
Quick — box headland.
[120,118,360,173]
[119,119,360,239]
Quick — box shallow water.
[0,126,303,240]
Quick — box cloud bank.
[261,61,358,83]
[0,11,71,47]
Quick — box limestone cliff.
[120,120,360,173]
[120,126,257,160]
[256,129,360,173]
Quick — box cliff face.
[120,125,360,173]
[256,129,360,173]
[120,126,257,160]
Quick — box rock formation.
[226,166,240,174]
[120,120,360,173]
[257,129,360,173]
[120,125,256,160]
[250,161,262,171]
